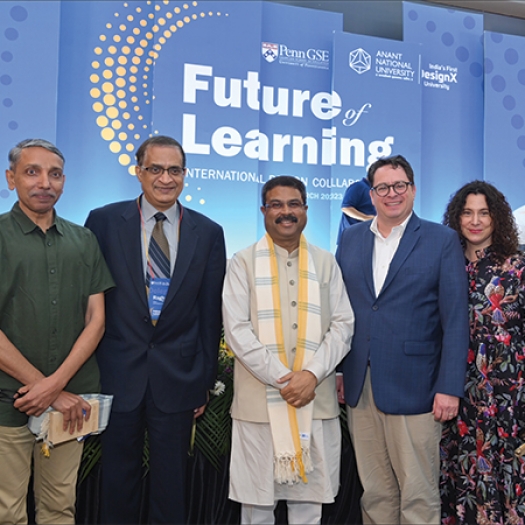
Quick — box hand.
[336,375,345,405]
[432,393,459,422]
[194,404,206,419]
[277,370,317,408]
[194,391,209,419]
[13,376,63,417]
[51,392,91,434]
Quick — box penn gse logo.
[262,42,279,63]
[349,48,371,74]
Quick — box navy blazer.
[85,198,226,413]
[336,213,469,415]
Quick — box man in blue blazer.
[336,155,468,525]
[85,136,226,524]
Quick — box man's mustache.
[30,191,56,198]
[275,215,298,224]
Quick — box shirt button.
[287,261,292,267]
[50,269,56,274]
[372,305,378,311]
[51,300,57,305]
[291,347,296,353]
[289,280,295,286]
[291,301,297,307]
[292,323,298,329]
[47,242,52,247]
[149,343,155,349]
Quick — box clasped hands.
[13,375,91,434]
[276,370,317,408]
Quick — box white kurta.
[223,242,354,505]
[230,419,341,505]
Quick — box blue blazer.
[85,199,226,413]
[336,213,469,415]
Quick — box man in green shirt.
[0,139,114,524]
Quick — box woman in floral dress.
[441,180,525,525]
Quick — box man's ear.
[6,169,15,191]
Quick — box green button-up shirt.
[0,203,114,426]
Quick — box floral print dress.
[441,248,525,525]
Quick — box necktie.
[147,212,170,283]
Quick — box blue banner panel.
[403,2,484,223]
[329,31,422,250]
[151,2,263,254]
[55,1,155,223]
[151,1,342,253]
[0,1,61,210]
[256,2,342,250]
[483,31,525,239]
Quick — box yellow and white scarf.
[255,233,322,485]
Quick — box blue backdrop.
[0,1,523,254]
[403,2,484,224]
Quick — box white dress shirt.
[370,213,412,296]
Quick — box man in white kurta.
[223,176,354,525]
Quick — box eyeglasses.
[0,389,20,404]
[264,200,305,211]
[140,165,185,178]
[372,181,413,197]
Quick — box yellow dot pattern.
[91,1,225,172]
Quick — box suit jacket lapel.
[163,206,198,310]
[379,213,421,296]
[119,199,148,309]
[362,226,376,298]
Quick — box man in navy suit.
[85,136,226,524]
[336,155,468,525]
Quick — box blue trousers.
[100,384,194,524]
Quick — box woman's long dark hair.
[443,180,519,262]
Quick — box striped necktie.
[147,212,170,283]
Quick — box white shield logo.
[262,42,278,63]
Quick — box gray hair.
[8,139,65,170]
[135,135,186,167]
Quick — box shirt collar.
[140,195,179,225]
[11,201,62,235]
[274,243,299,259]
[370,212,412,240]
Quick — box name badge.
[148,277,170,321]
